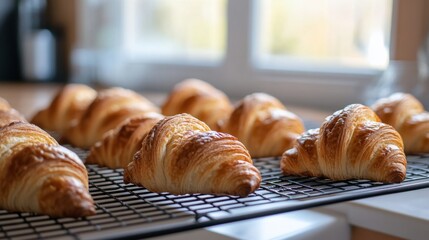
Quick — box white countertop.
[188,187,429,240]
[322,188,429,239]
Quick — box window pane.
[124,0,226,62]
[255,0,392,69]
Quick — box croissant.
[124,113,261,197]
[62,87,160,149]
[31,84,97,134]
[372,92,429,153]
[219,93,305,158]
[86,112,164,168]
[0,121,95,217]
[161,78,233,130]
[281,104,407,183]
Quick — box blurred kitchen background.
[1,0,429,110]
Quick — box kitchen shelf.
[1,147,429,240]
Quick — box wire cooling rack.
[1,148,429,240]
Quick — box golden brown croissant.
[31,84,97,134]
[62,87,160,149]
[86,112,164,168]
[219,93,305,158]
[124,113,261,197]
[161,78,233,130]
[281,104,407,183]
[372,92,429,153]
[0,121,95,217]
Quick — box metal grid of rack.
[1,149,429,240]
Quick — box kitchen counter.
[322,188,429,240]
[0,82,427,239]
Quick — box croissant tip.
[60,203,96,218]
[38,198,96,218]
[123,169,132,184]
[85,152,96,164]
[123,176,130,184]
[234,181,260,198]
[386,173,406,183]
[79,205,97,217]
[236,189,251,198]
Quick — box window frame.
[75,0,416,111]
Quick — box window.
[76,0,401,110]
[123,0,226,63]
[254,0,392,71]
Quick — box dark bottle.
[0,0,22,81]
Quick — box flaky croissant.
[219,93,305,158]
[86,112,164,168]
[372,92,429,153]
[31,84,97,134]
[0,121,95,217]
[62,87,160,149]
[161,78,233,130]
[124,113,261,197]
[281,104,407,183]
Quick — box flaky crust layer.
[87,112,164,168]
[161,79,233,130]
[220,93,305,158]
[31,84,97,134]
[62,87,160,149]
[372,92,429,153]
[0,122,95,217]
[281,104,407,183]
[124,114,261,197]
